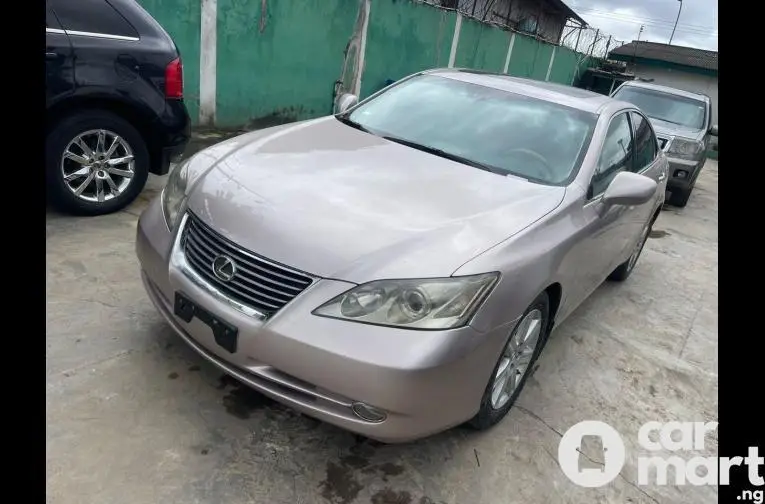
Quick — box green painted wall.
[138,0,596,127]
[361,1,455,98]
[548,46,579,84]
[454,17,508,72]
[215,0,358,127]
[138,0,201,123]
[506,33,536,77]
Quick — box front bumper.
[136,197,512,442]
[666,156,704,191]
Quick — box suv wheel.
[46,110,149,215]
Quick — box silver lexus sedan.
[136,69,668,442]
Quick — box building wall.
[139,0,585,128]
[454,0,566,43]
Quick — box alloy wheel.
[490,308,543,410]
[60,129,135,203]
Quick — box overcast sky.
[567,0,718,51]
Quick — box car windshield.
[612,86,706,130]
[343,74,597,185]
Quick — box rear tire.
[46,109,149,215]
[469,291,550,431]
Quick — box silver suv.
[611,80,717,207]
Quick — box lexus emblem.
[212,255,237,282]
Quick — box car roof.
[617,80,711,103]
[422,68,618,114]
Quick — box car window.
[612,85,706,131]
[630,112,657,172]
[590,113,634,198]
[49,0,138,38]
[346,74,598,185]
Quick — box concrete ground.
[47,143,718,504]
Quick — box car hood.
[186,117,565,283]
[647,117,704,141]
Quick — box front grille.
[181,213,314,316]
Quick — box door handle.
[46,52,60,60]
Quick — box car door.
[629,111,666,229]
[45,1,74,107]
[556,111,637,319]
[48,0,141,96]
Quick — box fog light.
[351,402,387,423]
[675,169,688,179]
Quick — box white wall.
[631,63,718,130]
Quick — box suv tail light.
[165,57,183,99]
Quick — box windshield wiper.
[335,114,371,133]
[381,135,503,175]
[649,116,684,126]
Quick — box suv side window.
[630,112,658,172]
[590,112,634,199]
[49,0,139,38]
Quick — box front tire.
[668,186,692,207]
[46,110,149,215]
[469,291,550,431]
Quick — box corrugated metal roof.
[609,41,718,71]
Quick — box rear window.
[49,0,139,39]
[612,86,706,131]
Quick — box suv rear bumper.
[150,100,191,175]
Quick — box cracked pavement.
[46,154,718,504]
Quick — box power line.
[575,10,716,34]
[577,11,718,37]
[572,5,716,32]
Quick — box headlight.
[161,159,191,229]
[312,273,499,330]
[666,138,703,160]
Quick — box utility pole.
[633,25,644,60]
[669,0,683,45]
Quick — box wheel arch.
[46,95,161,172]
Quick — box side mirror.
[602,171,657,207]
[709,124,718,136]
[335,93,359,115]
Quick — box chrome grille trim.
[181,213,315,317]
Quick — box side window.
[590,113,634,198]
[630,112,657,172]
[49,0,138,38]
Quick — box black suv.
[46,0,190,215]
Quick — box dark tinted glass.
[630,112,657,172]
[49,0,138,37]
[591,113,634,197]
